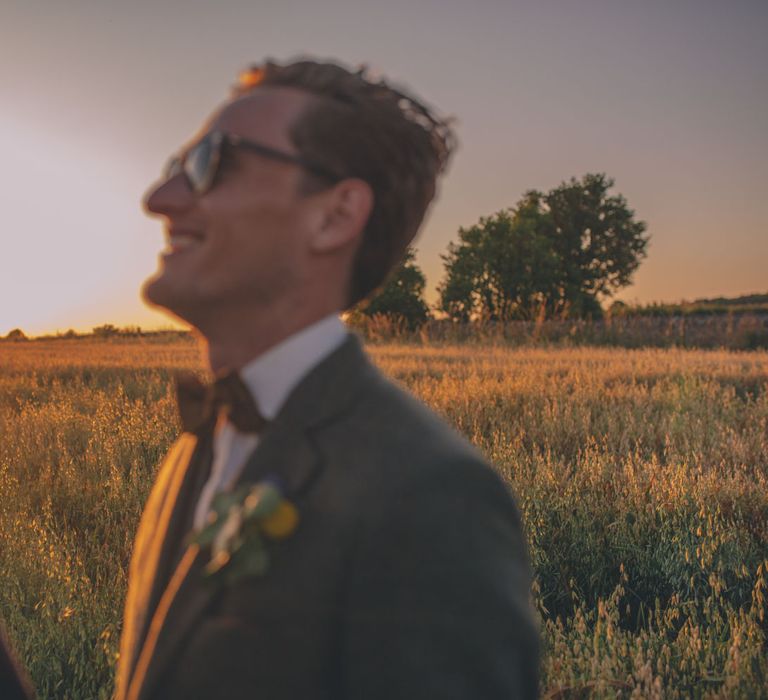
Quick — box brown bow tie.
[174,370,268,436]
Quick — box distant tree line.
[0,326,192,342]
[610,298,768,318]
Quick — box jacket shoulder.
[316,362,496,492]
[327,365,540,698]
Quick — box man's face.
[142,87,321,326]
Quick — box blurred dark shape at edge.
[0,624,33,700]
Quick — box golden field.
[1,337,766,698]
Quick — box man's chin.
[141,275,197,325]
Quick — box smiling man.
[116,58,539,700]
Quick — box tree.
[92,324,119,337]
[438,194,561,321]
[4,328,28,341]
[361,248,430,329]
[544,173,648,317]
[438,174,648,320]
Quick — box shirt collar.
[238,314,348,421]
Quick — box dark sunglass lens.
[185,137,214,193]
[164,156,182,180]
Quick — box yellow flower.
[261,501,299,539]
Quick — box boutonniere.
[189,479,299,585]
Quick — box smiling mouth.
[163,229,204,255]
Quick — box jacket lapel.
[236,418,320,497]
[236,332,379,498]
[127,333,378,699]
[128,425,321,700]
[116,433,207,699]
[127,542,209,700]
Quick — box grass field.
[1,337,766,698]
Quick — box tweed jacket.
[115,335,539,700]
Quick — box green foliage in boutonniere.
[189,479,299,585]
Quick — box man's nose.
[143,174,194,216]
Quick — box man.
[117,58,539,699]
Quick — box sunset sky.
[2,0,766,336]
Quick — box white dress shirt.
[192,314,348,530]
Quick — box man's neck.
[202,306,342,373]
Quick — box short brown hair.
[234,58,456,308]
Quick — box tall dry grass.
[1,337,766,698]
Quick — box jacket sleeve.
[341,459,540,700]
[0,624,33,700]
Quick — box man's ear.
[309,179,373,254]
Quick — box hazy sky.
[2,0,766,335]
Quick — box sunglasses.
[163,130,343,195]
